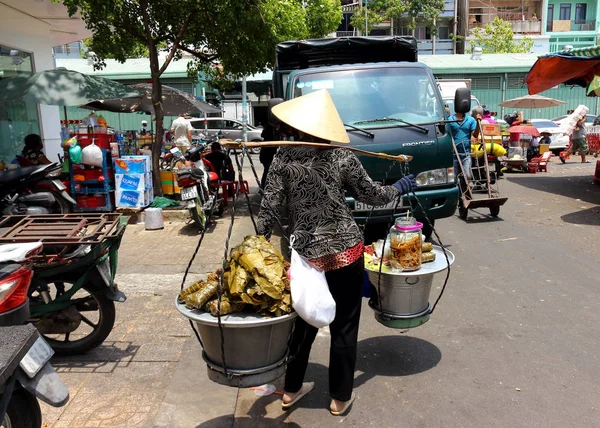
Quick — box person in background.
[259,123,279,189]
[170,114,193,153]
[258,90,416,416]
[481,106,497,124]
[204,142,235,181]
[561,117,590,163]
[139,120,149,136]
[539,132,552,146]
[17,134,51,166]
[449,107,479,181]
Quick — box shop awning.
[525,46,600,95]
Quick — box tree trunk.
[148,42,164,196]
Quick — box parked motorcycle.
[175,144,225,229]
[25,221,128,356]
[0,243,69,428]
[0,163,75,216]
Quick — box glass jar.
[389,218,423,272]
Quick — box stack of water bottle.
[114,155,154,209]
[564,105,589,135]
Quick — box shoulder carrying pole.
[219,139,413,163]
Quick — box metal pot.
[366,246,455,316]
[176,300,297,387]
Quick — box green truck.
[271,36,468,238]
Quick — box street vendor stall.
[525,46,600,176]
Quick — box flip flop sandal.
[281,382,314,410]
[583,160,591,163]
[330,392,356,416]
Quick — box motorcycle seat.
[0,243,42,263]
[190,168,205,180]
[0,163,58,187]
[0,165,48,185]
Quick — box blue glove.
[392,174,417,195]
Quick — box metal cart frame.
[452,121,508,220]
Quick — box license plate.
[20,336,54,378]
[354,196,403,212]
[181,186,198,201]
[52,179,66,191]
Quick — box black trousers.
[260,159,272,189]
[284,257,364,402]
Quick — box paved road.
[43,159,600,427]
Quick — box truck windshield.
[292,67,443,126]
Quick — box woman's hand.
[392,174,417,195]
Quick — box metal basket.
[176,300,297,387]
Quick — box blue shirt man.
[449,113,478,180]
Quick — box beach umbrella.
[83,83,220,115]
[499,95,566,109]
[0,69,139,106]
[506,125,541,137]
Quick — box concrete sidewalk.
[43,160,600,427]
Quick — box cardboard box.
[114,158,147,174]
[122,155,152,173]
[115,173,150,192]
[481,124,501,137]
[116,189,153,208]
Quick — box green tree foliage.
[469,17,534,53]
[305,0,343,38]
[350,0,445,35]
[59,0,341,194]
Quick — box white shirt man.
[170,115,192,150]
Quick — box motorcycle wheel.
[1,388,42,428]
[190,205,206,231]
[30,275,116,356]
[31,189,72,214]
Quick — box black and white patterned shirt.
[257,147,400,260]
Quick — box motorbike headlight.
[416,168,454,186]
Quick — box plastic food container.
[389,218,423,272]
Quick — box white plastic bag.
[81,142,103,167]
[289,248,336,328]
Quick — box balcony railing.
[510,20,542,34]
[571,20,596,31]
[336,31,356,37]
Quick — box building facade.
[337,0,458,54]
[0,1,90,163]
[544,0,600,51]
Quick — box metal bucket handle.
[405,276,420,285]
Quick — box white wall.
[0,1,90,162]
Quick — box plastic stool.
[220,181,235,204]
[236,180,250,194]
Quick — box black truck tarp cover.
[275,36,418,71]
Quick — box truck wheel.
[2,388,42,428]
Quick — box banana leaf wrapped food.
[180,236,293,317]
[421,251,436,263]
[206,296,246,316]
[422,242,433,253]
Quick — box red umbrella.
[506,125,540,137]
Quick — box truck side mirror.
[454,88,471,114]
[268,98,284,126]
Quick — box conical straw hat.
[271,90,350,144]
